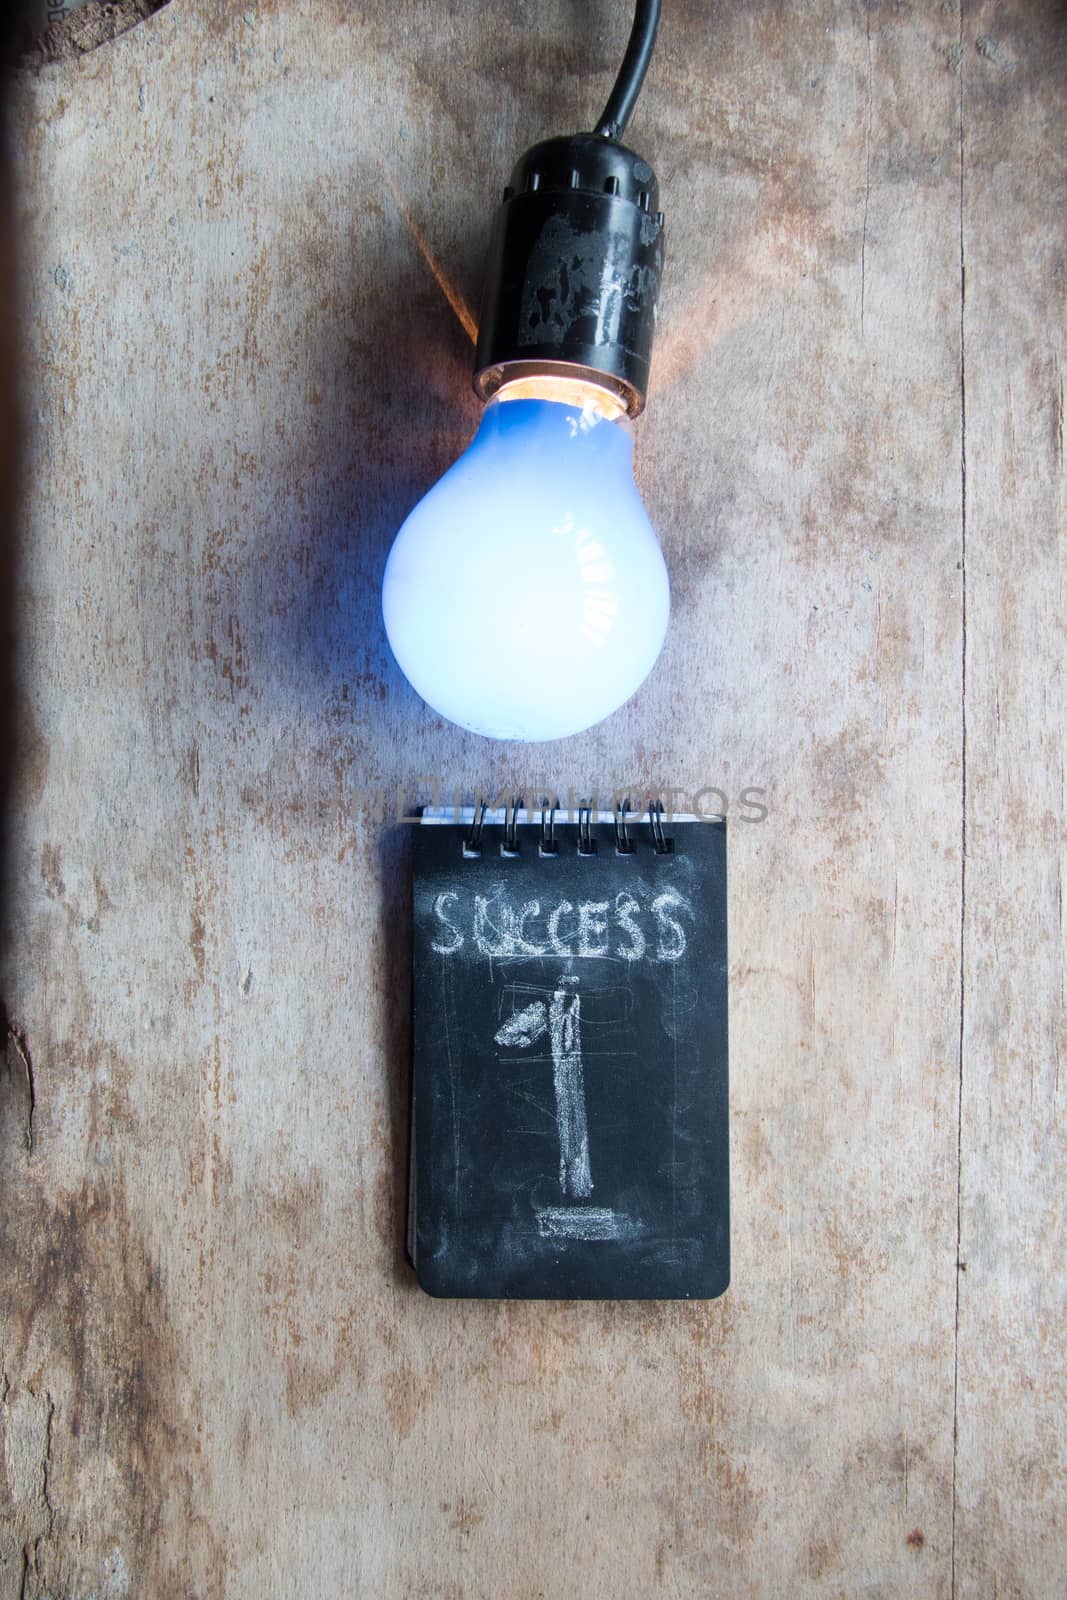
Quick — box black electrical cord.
[593,0,662,141]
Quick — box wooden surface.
[1,1,1063,1594]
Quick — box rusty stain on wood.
[0,0,1064,1596]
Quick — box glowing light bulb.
[382,377,669,741]
[381,0,672,739]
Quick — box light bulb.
[382,375,669,741]
[380,0,671,742]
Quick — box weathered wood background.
[2,1,1064,1595]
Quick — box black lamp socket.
[473,132,665,418]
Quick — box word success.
[430,884,693,963]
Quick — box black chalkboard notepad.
[408,805,729,1300]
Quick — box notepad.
[408,804,729,1300]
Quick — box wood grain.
[0,1,1062,1595]
[955,3,1066,1597]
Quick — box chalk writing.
[431,884,693,962]
[536,1206,627,1241]
[430,891,464,954]
[614,891,646,961]
[495,976,592,1197]
[651,889,688,961]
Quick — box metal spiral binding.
[577,802,597,855]
[649,799,673,854]
[464,798,488,857]
[459,796,675,857]
[502,797,523,855]
[614,798,635,854]
[539,798,558,856]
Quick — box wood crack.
[43,1391,56,1537]
[2,1003,36,1153]
[951,3,969,1595]
[861,6,873,334]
